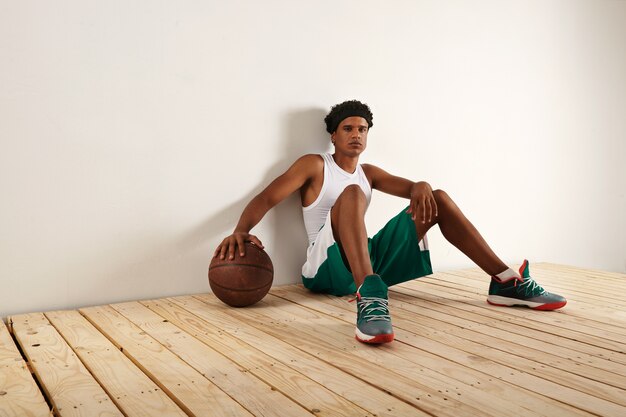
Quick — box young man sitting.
[214,100,566,344]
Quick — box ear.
[330,132,336,145]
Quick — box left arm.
[362,164,438,224]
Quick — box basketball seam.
[209,263,274,274]
[209,280,273,293]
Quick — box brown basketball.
[208,242,274,307]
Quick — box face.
[331,116,369,156]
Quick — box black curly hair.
[324,100,373,134]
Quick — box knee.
[336,184,367,208]
[432,189,452,207]
[340,184,366,201]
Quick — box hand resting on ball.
[214,232,264,260]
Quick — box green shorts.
[301,206,433,296]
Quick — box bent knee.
[334,185,367,210]
[339,184,366,200]
[433,189,452,205]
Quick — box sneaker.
[355,275,394,344]
[487,260,567,310]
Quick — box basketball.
[208,242,274,307]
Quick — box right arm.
[214,154,321,260]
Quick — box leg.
[330,185,373,287]
[415,189,508,276]
[415,190,566,310]
[332,186,394,344]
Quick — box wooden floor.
[2,263,626,417]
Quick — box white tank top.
[302,153,372,244]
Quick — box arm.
[362,164,438,224]
[214,154,320,260]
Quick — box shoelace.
[357,296,391,322]
[518,277,546,297]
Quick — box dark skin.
[214,116,508,287]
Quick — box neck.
[332,152,359,173]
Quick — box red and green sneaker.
[487,260,567,310]
[355,275,395,344]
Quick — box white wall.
[1,0,625,318]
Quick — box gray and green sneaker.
[487,260,567,310]
[355,275,394,344]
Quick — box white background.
[1,0,625,318]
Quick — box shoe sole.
[487,296,567,311]
[355,327,395,344]
[355,333,395,344]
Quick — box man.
[214,100,566,344]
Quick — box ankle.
[493,267,521,283]
[357,274,387,297]
[355,272,378,290]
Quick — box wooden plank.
[393,325,626,417]
[531,262,626,282]
[392,278,626,365]
[269,286,626,416]
[269,286,598,416]
[277,283,626,388]
[536,266,626,289]
[165,296,429,417]
[440,264,626,302]
[0,319,50,417]
[462,265,626,323]
[0,320,28,368]
[390,282,623,366]
[537,263,626,282]
[406,274,626,350]
[139,298,375,417]
[44,310,187,417]
[445,266,626,307]
[430,271,626,339]
[9,313,122,417]
[532,269,626,305]
[80,305,252,417]
[390,298,626,396]
[4,263,623,417]
[194,293,562,417]
[386,286,626,383]
[109,301,314,417]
